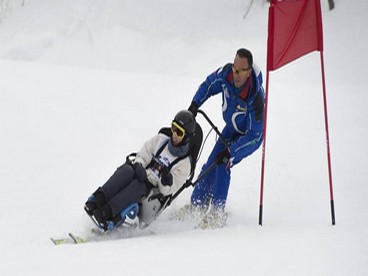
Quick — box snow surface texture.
[1,0,367,275]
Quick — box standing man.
[187,48,264,225]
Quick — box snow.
[1,0,367,275]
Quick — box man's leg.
[210,131,263,209]
[191,135,228,207]
[191,163,215,207]
[211,163,231,209]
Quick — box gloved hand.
[161,167,173,187]
[188,101,199,118]
[215,149,231,165]
[133,162,147,182]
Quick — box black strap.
[154,140,169,158]
[149,138,189,172]
[167,154,190,171]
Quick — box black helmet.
[172,110,196,143]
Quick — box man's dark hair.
[236,48,253,68]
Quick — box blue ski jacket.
[192,63,265,164]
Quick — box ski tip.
[50,237,70,246]
[68,233,86,244]
[50,233,86,245]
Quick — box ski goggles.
[232,65,250,75]
[171,121,186,138]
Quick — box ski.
[50,233,86,245]
[50,213,158,245]
[50,236,72,245]
[50,224,145,246]
[68,232,86,244]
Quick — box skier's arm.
[230,131,263,165]
[192,66,226,108]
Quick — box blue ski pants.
[191,126,262,209]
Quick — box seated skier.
[84,110,196,230]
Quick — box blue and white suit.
[191,63,265,209]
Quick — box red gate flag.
[267,0,324,71]
[260,0,336,226]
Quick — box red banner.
[267,0,324,71]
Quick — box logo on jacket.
[236,104,247,112]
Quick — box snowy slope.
[1,0,368,275]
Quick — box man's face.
[171,131,183,146]
[232,55,252,88]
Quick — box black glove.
[215,149,231,165]
[161,167,173,187]
[188,101,199,118]
[133,162,147,182]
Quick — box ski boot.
[111,203,139,229]
[92,204,113,231]
[84,187,106,216]
[93,203,139,232]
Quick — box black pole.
[168,161,217,206]
[197,109,228,147]
[330,200,335,225]
[258,205,263,226]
